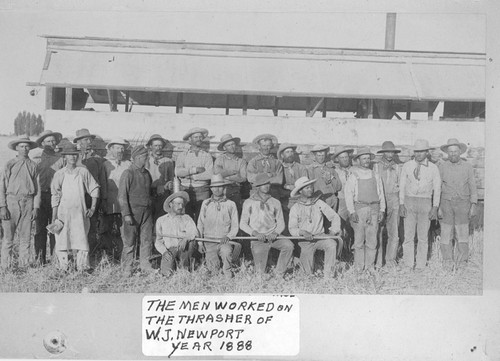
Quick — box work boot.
[440,243,454,271]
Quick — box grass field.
[0,229,483,295]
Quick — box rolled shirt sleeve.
[344,174,357,214]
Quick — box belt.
[355,201,380,205]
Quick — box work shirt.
[145,155,174,195]
[438,159,478,203]
[213,153,247,185]
[79,151,107,201]
[336,165,352,200]
[175,147,213,188]
[103,157,132,214]
[197,196,239,238]
[36,149,65,192]
[155,213,199,252]
[247,153,283,186]
[344,166,386,214]
[400,159,441,207]
[282,162,308,190]
[289,198,341,236]
[240,194,285,236]
[307,161,342,203]
[118,164,153,217]
[0,156,41,208]
[373,158,402,195]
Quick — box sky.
[0,0,486,133]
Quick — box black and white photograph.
[0,0,499,359]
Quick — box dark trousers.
[34,192,55,264]
[185,186,210,223]
[160,242,197,276]
[120,206,153,272]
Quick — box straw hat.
[8,137,38,151]
[377,141,401,154]
[36,130,62,147]
[183,127,208,141]
[290,177,317,197]
[209,174,232,187]
[440,138,467,154]
[163,178,190,212]
[332,145,354,159]
[73,128,96,143]
[253,133,278,146]
[353,147,375,160]
[310,144,330,153]
[106,137,129,149]
[217,134,241,151]
[413,139,433,152]
[277,143,297,159]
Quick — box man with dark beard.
[34,130,64,264]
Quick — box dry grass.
[0,229,483,295]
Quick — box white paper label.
[142,295,300,357]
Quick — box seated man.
[289,177,342,277]
[240,174,294,277]
[155,182,198,277]
[197,174,240,278]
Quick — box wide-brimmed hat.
[290,177,317,197]
[353,147,376,160]
[163,191,190,212]
[36,130,62,147]
[277,143,297,159]
[253,133,278,146]
[106,137,129,149]
[146,134,168,147]
[131,145,148,158]
[377,141,401,154]
[183,127,208,141]
[8,137,38,151]
[332,145,354,159]
[252,173,272,187]
[209,174,232,187]
[59,142,80,155]
[310,144,330,153]
[217,134,241,151]
[73,128,96,143]
[413,139,433,152]
[440,138,467,154]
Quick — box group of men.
[0,126,478,278]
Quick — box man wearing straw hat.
[240,173,293,277]
[214,134,248,212]
[155,181,198,276]
[73,128,108,256]
[118,145,154,276]
[0,137,41,269]
[175,127,213,222]
[50,142,100,272]
[307,145,342,210]
[34,130,64,264]
[278,143,307,213]
[145,134,174,222]
[438,138,478,270]
[399,139,441,271]
[247,134,283,200]
[344,148,385,272]
[289,177,342,277]
[102,137,131,260]
[197,174,240,278]
[373,141,403,268]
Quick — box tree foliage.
[13,111,44,136]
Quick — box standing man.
[73,128,107,256]
[247,134,283,200]
[214,134,247,212]
[197,174,240,278]
[0,137,41,270]
[155,185,198,276]
[34,130,64,264]
[102,137,131,260]
[145,134,174,222]
[438,138,478,270]
[332,145,355,257]
[374,141,403,268]
[307,145,342,210]
[288,177,342,277]
[118,145,154,276]
[278,143,307,214]
[175,128,213,222]
[399,139,441,271]
[240,174,294,277]
[344,148,385,273]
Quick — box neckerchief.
[251,192,272,211]
[205,195,227,212]
[413,159,428,181]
